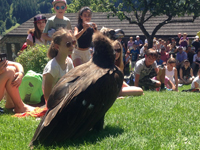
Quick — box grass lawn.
[0,84,200,149]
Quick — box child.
[179,59,194,85]
[42,0,72,42]
[113,40,143,96]
[0,60,34,113]
[72,6,98,67]
[130,43,140,72]
[134,48,165,90]
[191,69,200,89]
[42,28,75,103]
[165,57,179,91]
[26,14,47,46]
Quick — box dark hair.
[47,28,74,59]
[77,7,92,24]
[28,14,47,39]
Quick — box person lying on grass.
[0,60,34,113]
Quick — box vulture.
[29,32,124,146]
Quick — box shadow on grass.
[33,125,124,149]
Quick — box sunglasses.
[114,49,121,53]
[66,40,76,47]
[148,53,158,58]
[55,5,65,10]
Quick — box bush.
[16,44,49,74]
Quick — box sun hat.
[52,0,67,6]
[34,14,46,23]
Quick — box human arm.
[0,60,8,75]
[134,74,140,87]
[43,73,54,102]
[194,81,199,89]
[26,34,34,47]
[190,68,194,79]
[42,33,52,42]
[7,61,24,87]
[174,68,179,91]
[74,23,90,40]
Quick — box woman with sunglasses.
[42,0,72,42]
[26,14,47,47]
[42,28,75,103]
[72,6,98,67]
[113,40,143,97]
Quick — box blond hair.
[47,28,74,59]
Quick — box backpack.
[20,33,35,51]
[19,70,43,104]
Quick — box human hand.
[12,72,23,88]
[83,22,90,31]
[0,60,8,75]
[91,22,97,31]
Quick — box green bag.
[19,70,43,104]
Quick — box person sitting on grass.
[134,48,165,90]
[113,40,143,96]
[0,60,34,113]
[165,56,179,91]
[191,69,200,89]
[179,59,194,85]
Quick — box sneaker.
[0,107,4,113]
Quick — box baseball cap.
[184,59,189,62]
[52,0,67,6]
[195,35,199,39]
[136,35,140,38]
[34,14,46,23]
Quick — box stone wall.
[0,35,26,61]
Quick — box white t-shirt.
[191,76,200,89]
[42,57,74,90]
[27,33,45,45]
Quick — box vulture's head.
[100,27,125,40]
[92,32,115,68]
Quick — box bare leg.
[119,81,143,96]
[1,67,34,113]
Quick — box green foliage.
[105,0,200,48]
[16,44,50,74]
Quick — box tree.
[104,0,200,48]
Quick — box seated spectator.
[134,35,143,49]
[153,39,158,50]
[140,43,148,58]
[175,32,182,46]
[129,43,140,72]
[27,14,47,47]
[124,50,131,76]
[192,49,200,76]
[187,46,195,66]
[160,46,169,63]
[179,59,194,85]
[156,53,164,65]
[0,60,34,113]
[164,41,170,52]
[113,40,143,96]
[191,69,200,89]
[165,57,179,91]
[179,33,189,49]
[176,46,187,76]
[134,48,165,90]
[157,38,162,50]
[192,35,200,53]
[42,28,75,103]
[127,36,134,50]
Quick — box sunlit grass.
[1,85,200,149]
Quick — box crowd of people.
[121,32,200,91]
[1,0,200,114]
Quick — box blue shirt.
[134,40,143,46]
[130,48,140,61]
[176,51,187,62]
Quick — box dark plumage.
[29,32,123,146]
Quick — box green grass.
[1,85,200,149]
